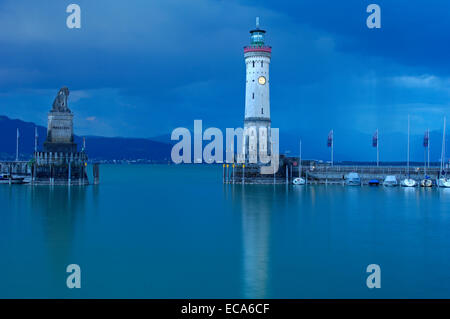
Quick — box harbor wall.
[224,158,443,184]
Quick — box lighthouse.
[240,18,272,164]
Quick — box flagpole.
[331,129,334,167]
[427,128,430,169]
[299,139,302,178]
[376,128,379,167]
[34,127,38,153]
[16,128,19,162]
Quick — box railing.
[244,46,272,53]
[307,165,440,175]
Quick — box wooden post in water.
[93,163,100,185]
[232,164,235,184]
[68,162,72,185]
[222,164,225,183]
[285,165,288,184]
[242,164,245,184]
[226,164,229,184]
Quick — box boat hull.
[401,179,417,187]
[438,178,450,188]
[293,178,306,185]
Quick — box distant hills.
[0,116,172,162]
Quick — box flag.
[372,130,378,147]
[423,130,429,147]
[327,130,333,147]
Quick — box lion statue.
[52,87,71,112]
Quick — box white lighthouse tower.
[240,18,272,164]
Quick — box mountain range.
[0,116,172,162]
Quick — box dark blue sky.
[0,0,449,160]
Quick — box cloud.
[0,0,449,153]
[391,75,450,91]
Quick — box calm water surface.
[1,164,450,298]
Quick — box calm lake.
[1,164,450,298]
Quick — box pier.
[0,161,30,176]
[224,158,443,185]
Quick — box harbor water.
[1,164,450,298]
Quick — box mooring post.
[68,162,71,185]
[232,164,235,184]
[242,164,245,184]
[226,164,229,183]
[93,163,100,185]
[285,165,288,184]
[8,164,12,185]
[223,164,225,183]
[273,162,276,184]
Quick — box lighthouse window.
[261,61,263,67]
[261,108,264,114]
[252,93,254,99]
[252,61,255,68]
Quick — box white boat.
[401,116,416,187]
[438,178,450,188]
[345,172,361,186]
[420,179,433,187]
[401,178,417,187]
[0,175,27,184]
[383,175,398,187]
[293,177,306,185]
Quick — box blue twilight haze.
[0,0,449,161]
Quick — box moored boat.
[345,172,361,186]
[401,178,417,187]
[293,177,306,185]
[0,175,27,184]
[420,178,433,187]
[438,177,450,188]
[383,175,398,187]
[368,179,380,186]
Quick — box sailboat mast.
[427,128,430,169]
[407,115,410,177]
[16,128,19,162]
[299,139,302,178]
[376,128,379,167]
[34,127,38,153]
[424,129,427,177]
[443,117,447,174]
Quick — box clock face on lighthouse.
[258,76,266,85]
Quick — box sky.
[0,0,449,160]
